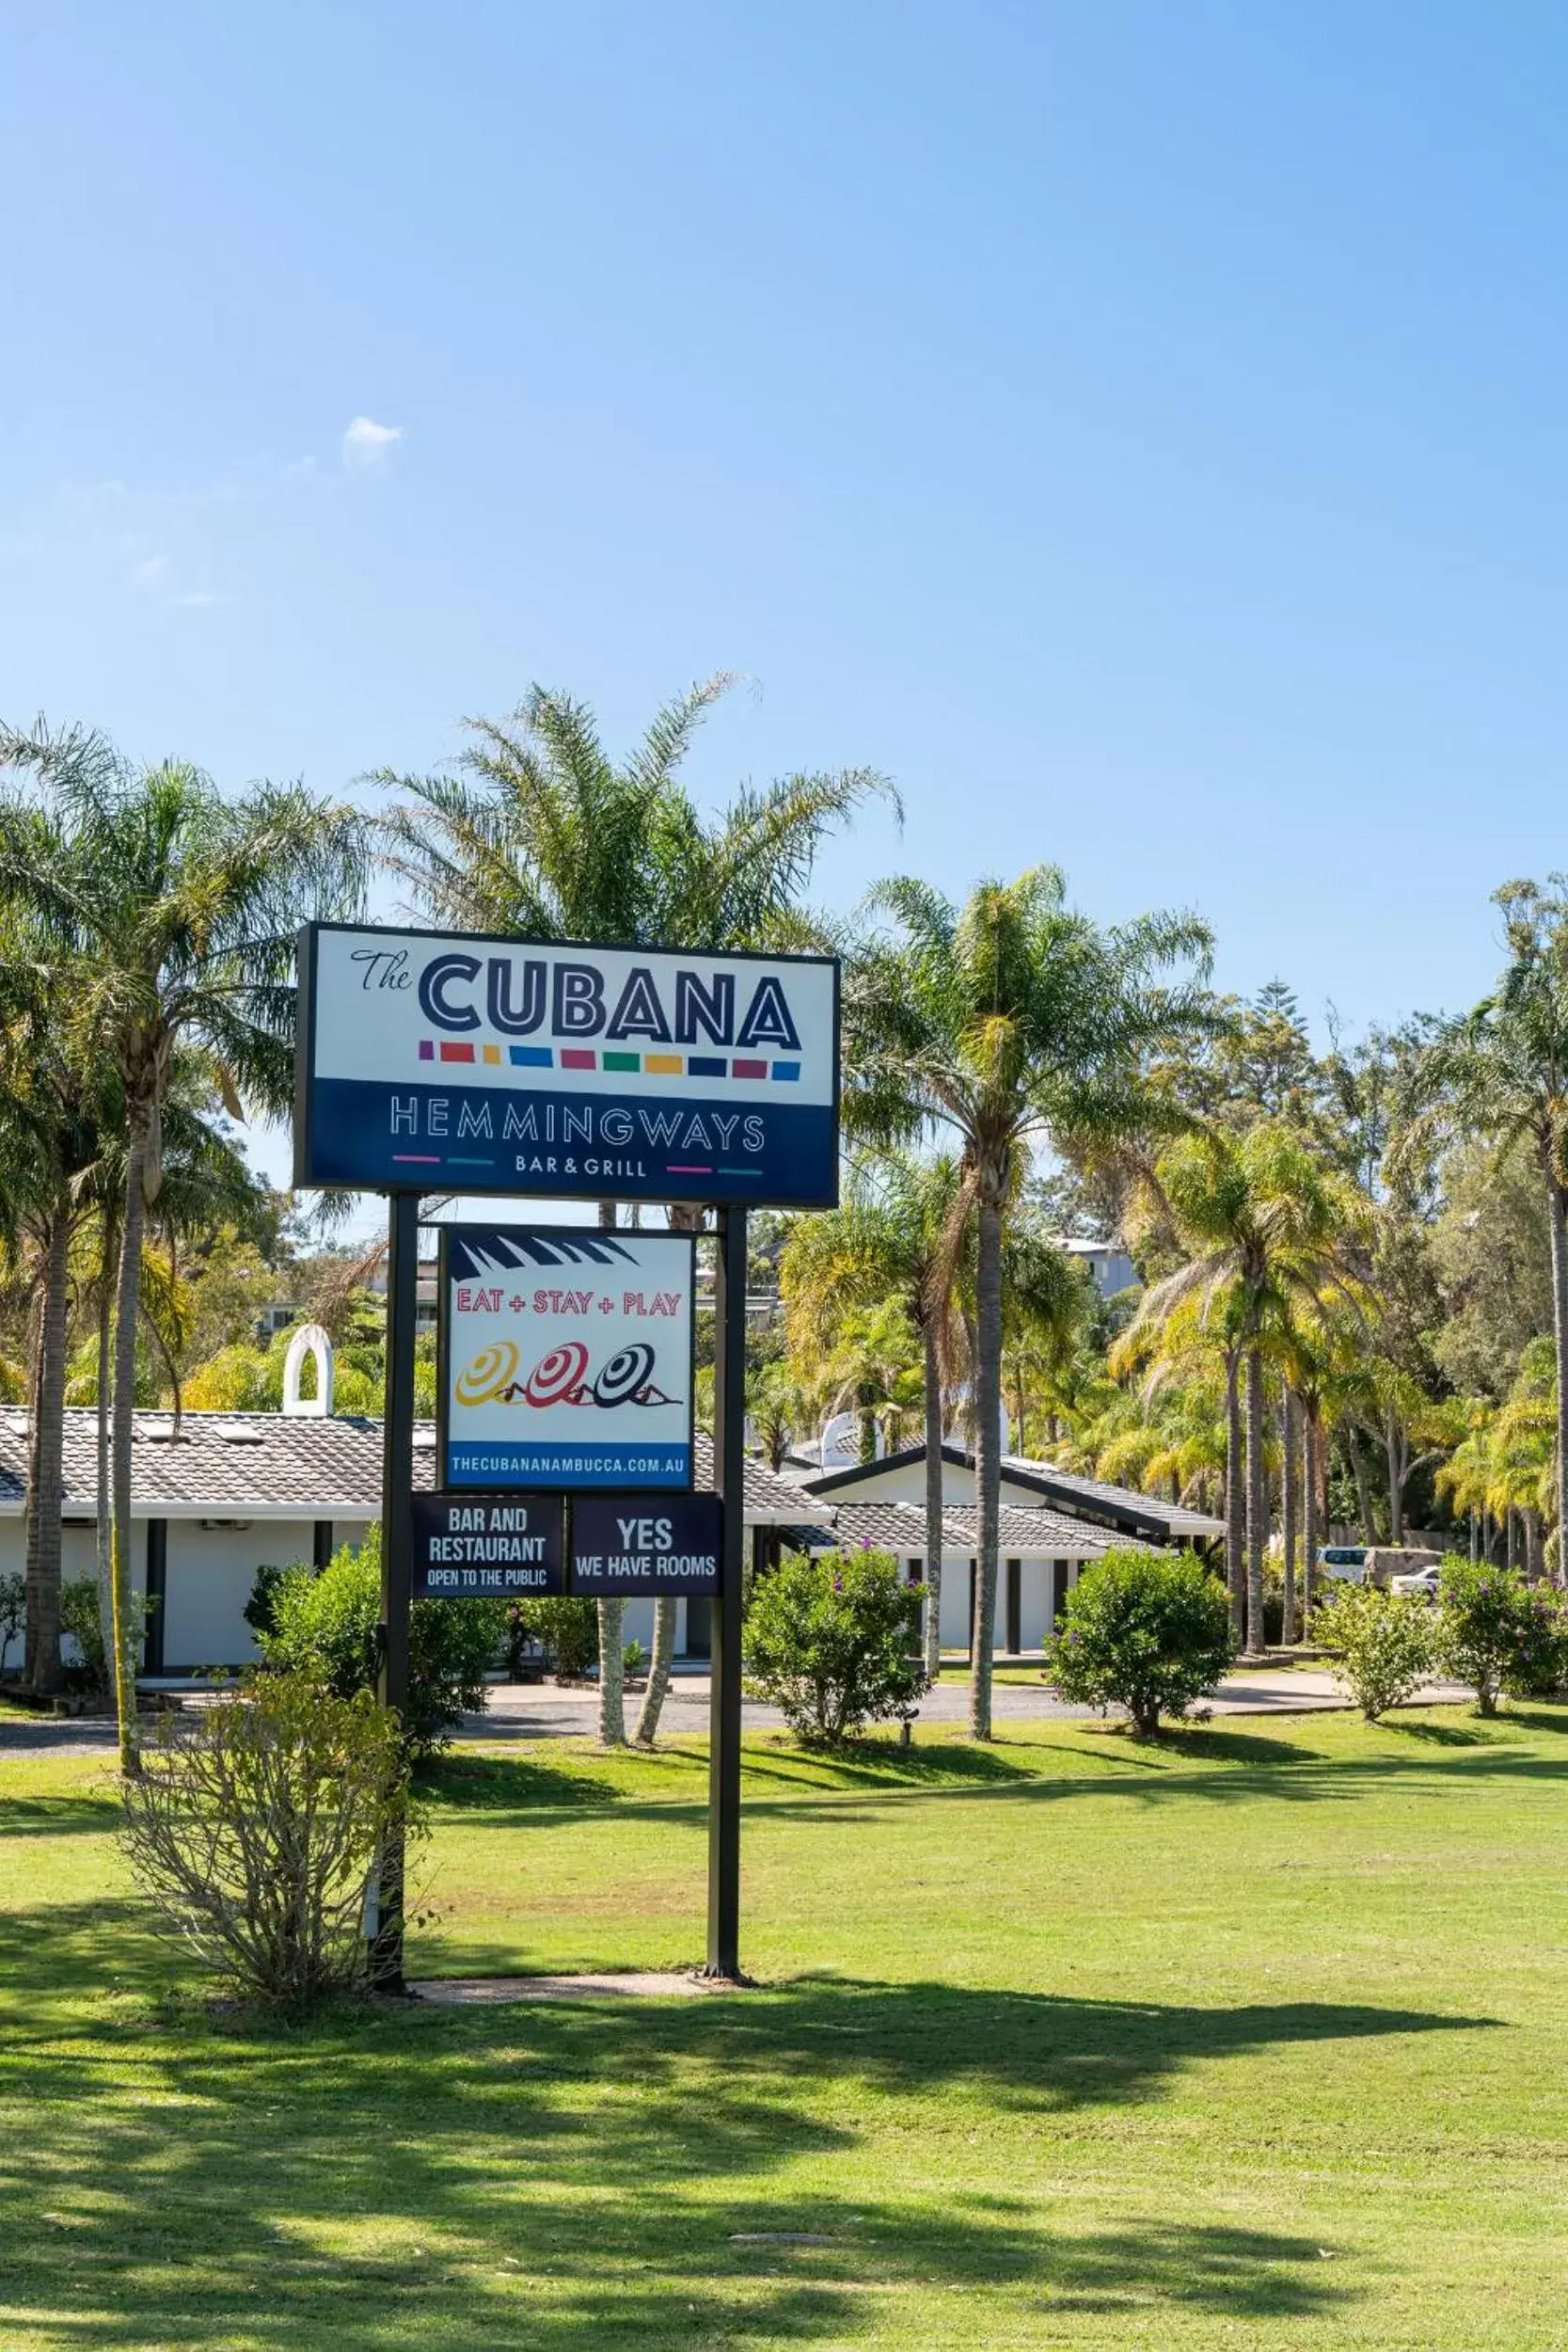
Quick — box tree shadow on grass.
[0,1893,1484,2346]
[0,1791,122,1839]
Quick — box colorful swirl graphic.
[453,1341,520,1406]
[522,1341,591,1406]
[593,1343,657,1407]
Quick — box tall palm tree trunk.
[1548,1172,1568,1570]
[25,1207,71,1694]
[1385,1410,1405,1546]
[96,1246,114,1656]
[968,1186,1004,1740]
[922,1315,944,1677]
[1301,1406,1320,1631]
[1224,1349,1244,1645]
[636,1205,705,1744]
[1244,1348,1266,1654]
[594,1199,626,1747]
[111,1127,149,1773]
[1281,1387,1299,1647]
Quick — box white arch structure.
[281,1322,335,1418]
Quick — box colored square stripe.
[602,1051,641,1073]
[482,1042,502,1065]
[732,1057,768,1079]
[418,1039,434,1060]
[439,1041,475,1063]
[560,1049,596,1070]
[687,1055,727,1078]
[508,1044,553,1067]
[645,1053,684,1074]
[772,1060,800,1081]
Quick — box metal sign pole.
[705,1205,748,1980]
[373,1188,420,1992]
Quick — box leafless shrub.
[120,1676,419,2005]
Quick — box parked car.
[1390,1564,1442,1600]
[1318,1546,1368,1583]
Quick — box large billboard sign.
[293,922,839,1208]
[438,1226,695,1491]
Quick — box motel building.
[0,1329,818,1682]
[784,1440,1226,1656]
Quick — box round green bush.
[1043,1547,1235,1733]
[742,1546,927,1746]
[1314,1582,1435,1721]
[259,1526,508,1760]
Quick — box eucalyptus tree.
[845,868,1213,1736]
[0,722,367,1770]
[381,675,894,1745]
[1402,880,1568,1562]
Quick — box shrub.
[243,1564,287,1642]
[510,1597,598,1678]
[0,1571,24,1673]
[742,1546,927,1745]
[623,1639,648,1679]
[1436,1556,1556,1715]
[59,1576,152,1695]
[1314,1583,1435,1720]
[120,1673,415,2006]
[259,1527,508,1760]
[1044,1548,1235,1733]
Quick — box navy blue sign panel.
[570,1492,723,1597]
[410,1492,565,1599]
[293,923,841,1210]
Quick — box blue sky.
[4,2,1566,1212]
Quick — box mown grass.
[4,1705,1568,2345]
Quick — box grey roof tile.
[0,1409,819,1528]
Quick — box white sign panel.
[294,922,840,1208]
[438,1226,696,1490]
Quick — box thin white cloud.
[285,454,317,478]
[341,416,403,469]
[171,589,221,608]
[130,552,172,591]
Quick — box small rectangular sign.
[570,1492,723,1597]
[411,1491,565,1598]
[293,921,840,1208]
[439,1225,695,1490]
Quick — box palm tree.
[781,1153,960,1672]
[846,868,1213,1736]
[381,675,894,1746]
[0,722,367,1769]
[1121,1122,1363,1653]
[1403,880,1568,1567]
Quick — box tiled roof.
[801,1439,1224,1543]
[778,1498,1107,1559]
[998,1455,1226,1541]
[0,1409,818,1528]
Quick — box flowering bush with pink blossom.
[1438,1557,1568,1715]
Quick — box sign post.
[372,1188,420,1992]
[294,922,839,1993]
[706,1205,747,1979]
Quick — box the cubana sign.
[438,1226,695,1490]
[293,922,839,1208]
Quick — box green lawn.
[5,1706,1568,2346]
